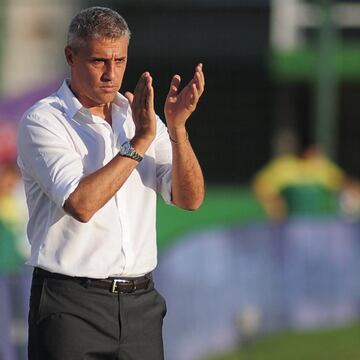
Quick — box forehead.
[80,36,129,56]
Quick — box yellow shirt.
[253,154,344,200]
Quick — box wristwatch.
[119,141,143,162]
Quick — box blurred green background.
[207,322,360,360]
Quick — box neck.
[68,83,113,125]
[89,103,112,125]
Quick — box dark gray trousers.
[28,270,167,360]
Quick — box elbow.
[72,211,93,223]
[184,205,200,212]
[63,200,94,223]
[175,193,205,211]
[184,200,203,211]
[183,198,204,211]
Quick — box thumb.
[124,91,134,105]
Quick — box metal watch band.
[123,150,143,162]
[119,141,143,162]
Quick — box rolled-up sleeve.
[17,111,83,208]
[154,118,173,205]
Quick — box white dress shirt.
[17,80,173,278]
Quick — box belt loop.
[82,279,91,288]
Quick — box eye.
[92,58,105,64]
[116,58,126,64]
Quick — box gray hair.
[67,7,131,50]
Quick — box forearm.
[64,154,138,222]
[169,128,205,210]
[64,137,151,222]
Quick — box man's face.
[65,36,128,109]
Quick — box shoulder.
[18,92,66,132]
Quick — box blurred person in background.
[0,162,29,360]
[17,6,205,360]
[252,129,360,221]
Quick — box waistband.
[33,267,152,294]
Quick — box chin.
[96,93,117,104]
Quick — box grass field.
[206,322,360,360]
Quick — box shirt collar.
[56,79,130,123]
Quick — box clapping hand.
[164,63,205,132]
[125,72,157,143]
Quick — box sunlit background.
[1,0,360,359]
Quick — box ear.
[64,46,74,66]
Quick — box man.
[17,6,204,360]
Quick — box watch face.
[119,141,143,162]
[120,141,131,155]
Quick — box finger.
[190,82,200,105]
[124,91,134,105]
[198,63,205,87]
[135,72,148,90]
[194,63,205,92]
[140,72,153,108]
[145,74,154,110]
[193,71,204,95]
[194,64,205,93]
[180,66,203,98]
[167,75,181,100]
[198,63,205,84]
[133,72,148,108]
[180,81,198,109]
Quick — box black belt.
[34,267,151,294]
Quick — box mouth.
[100,86,118,93]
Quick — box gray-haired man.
[17,6,205,360]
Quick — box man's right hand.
[125,72,157,155]
[65,72,157,223]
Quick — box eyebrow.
[91,56,127,61]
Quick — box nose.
[102,61,115,82]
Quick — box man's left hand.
[164,63,205,135]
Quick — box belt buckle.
[111,279,132,294]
